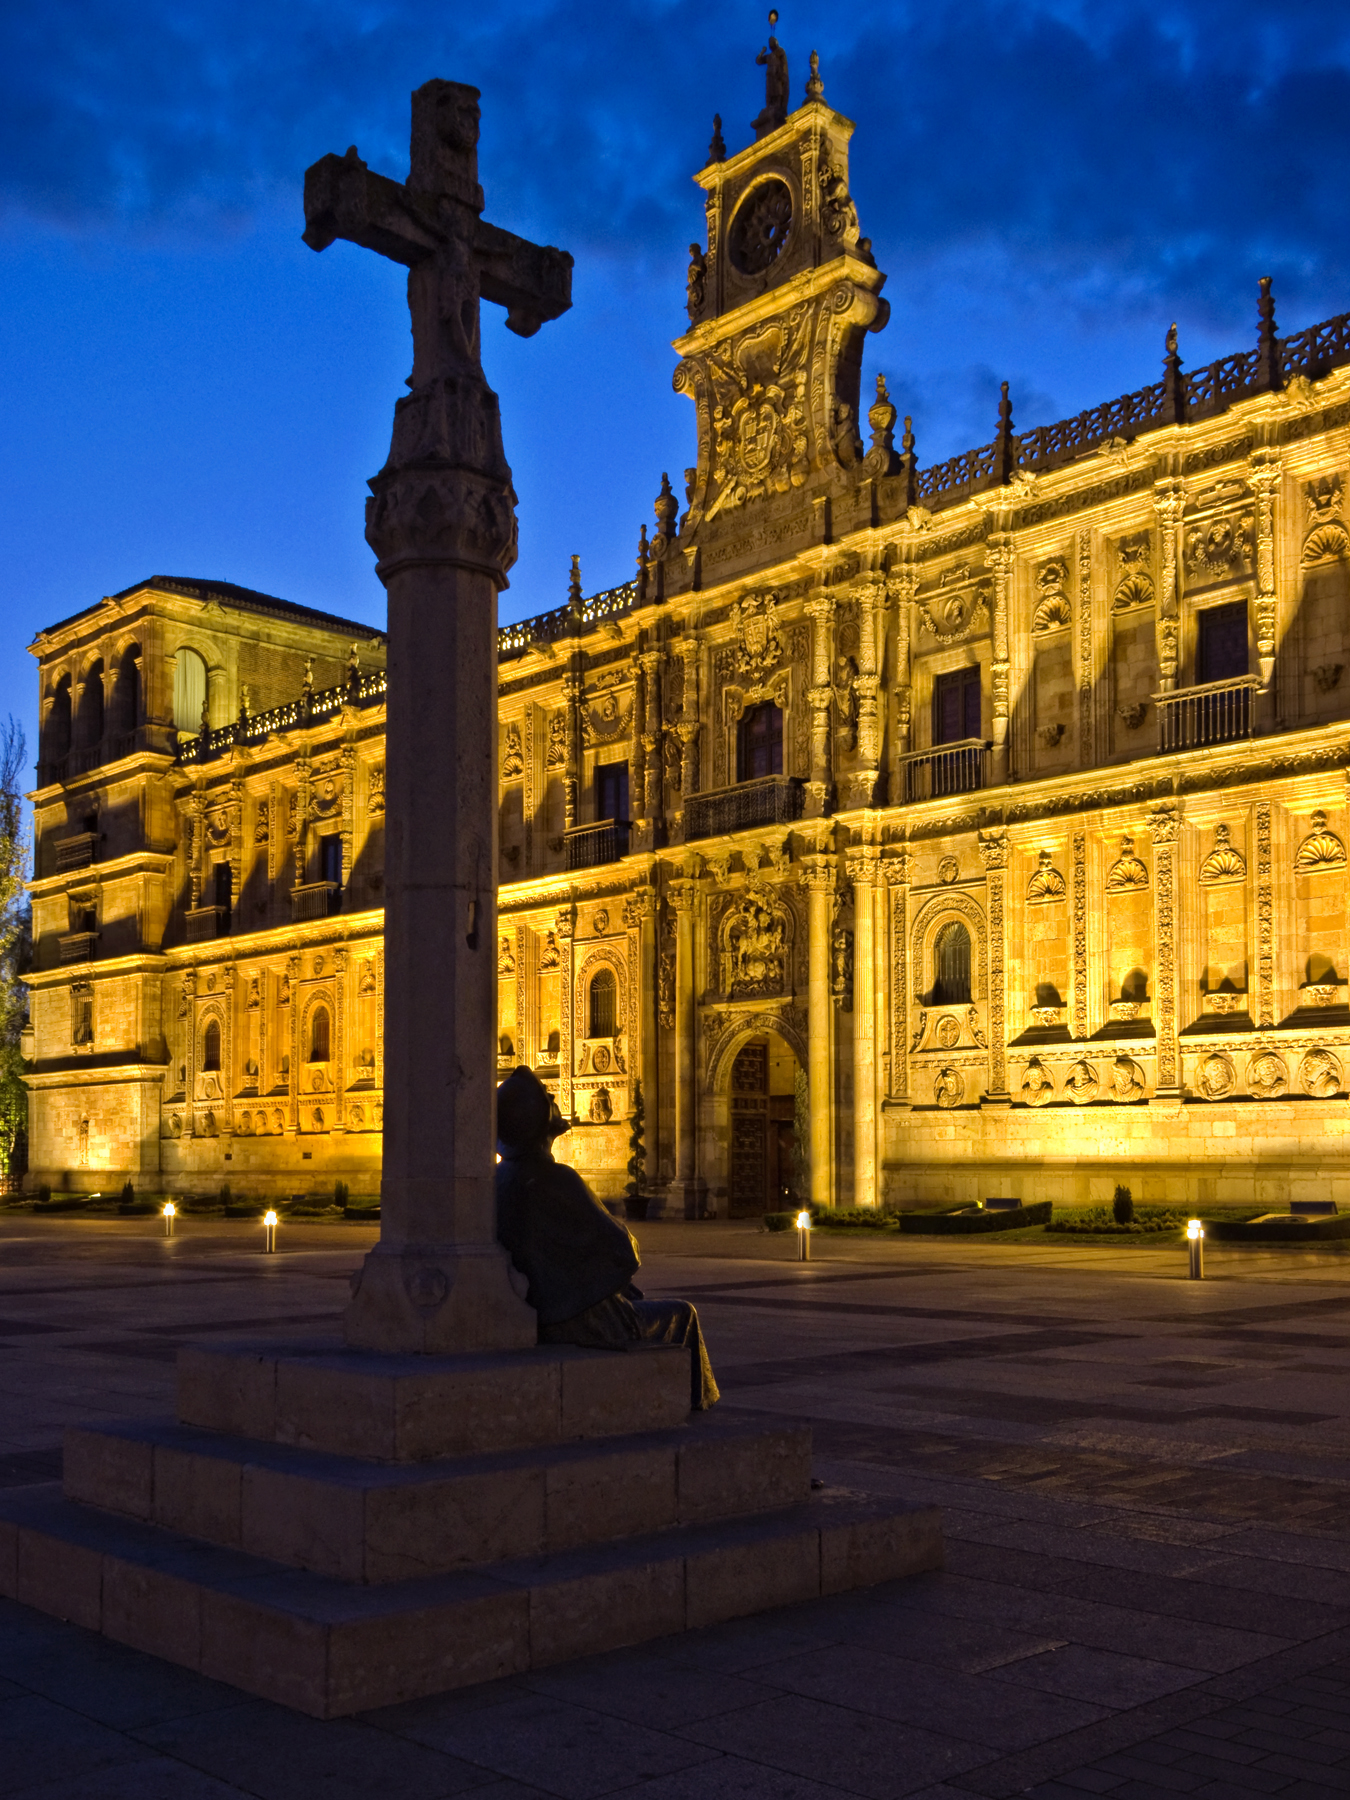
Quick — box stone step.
[177,1339,691,1460]
[0,1480,943,1719]
[63,1411,812,1583]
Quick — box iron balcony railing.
[54,833,97,873]
[563,819,630,871]
[1155,676,1261,752]
[896,739,990,802]
[57,931,98,964]
[185,904,230,943]
[684,775,805,842]
[291,880,342,922]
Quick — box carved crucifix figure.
[303,80,573,1354]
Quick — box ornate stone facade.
[25,60,1350,1212]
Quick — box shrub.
[1113,1184,1134,1225]
[623,1081,647,1220]
[37,1183,50,1205]
[334,1180,349,1209]
[218,1182,232,1207]
[120,1180,135,1205]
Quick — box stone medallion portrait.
[933,1065,964,1108]
[1021,1059,1055,1105]
[1197,1053,1236,1100]
[1300,1047,1342,1097]
[1064,1059,1099,1104]
[1245,1050,1288,1100]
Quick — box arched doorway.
[727,1033,802,1217]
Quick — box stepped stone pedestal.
[0,1339,941,1718]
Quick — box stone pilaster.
[845,841,880,1207]
[849,579,882,807]
[886,567,915,797]
[883,851,911,1105]
[1255,799,1274,1030]
[805,593,836,816]
[556,901,576,1120]
[1250,448,1282,728]
[1071,828,1089,1042]
[1075,527,1095,768]
[1154,478,1184,696]
[666,869,705,1218]
[987,534,1013,784]
[562,668,582,830]
[1147,800,1181,1096]
[639,651,664,841]
[978,828,1009,1101]
[803,852,837,1208]
[627,880,659,1198]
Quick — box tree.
[0,720,30,1185]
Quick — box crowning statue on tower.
[753,11,790,137]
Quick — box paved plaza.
[2,1215,1350,1798]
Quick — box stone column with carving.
[978,828,1009,1101]
[1154,478,1184,702]
[851,579,882,807]
[805,593,837,817]
[1071,828,1089,1042]
[625,881,659,1200]
[883,850,911,1106]
[1147,801,1181,1097]
[845,841,880,1206]
[640,651,664,843]
[556,902,576,1120]
[676,640,701,827]
[562,667,582,831]
[886,567,915,799]
[1075,527,1095,768]
[1250,448,1282,729]
[630,660,647,830]
[803,852,837,1208]
[667,868,704,1217]
[1255,799,1274,1030]
[987,534,1013,785]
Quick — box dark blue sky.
[5,0,1350,760]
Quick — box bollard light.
[162,1201,176,1238]
[1187,1217,1204,1280]
[796,1209,812,1262]
[263,1209,278,1254]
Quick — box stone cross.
[303,79,573,1352]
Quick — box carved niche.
[501,721,524,779]
[1026,850,1066,903]
[1199,823,1246,885]
[1295,810,1346,872]
[1111,531,1154,610]
[1031,560,1072,633]
[719,886,791,999]
[1105,835,1149,893]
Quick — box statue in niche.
[1199,822,1246,884]
[1295,810,1346,873]
[834,655,859,750]
[831,923,854,1008]
[721,889,787,997]
[246,975,261,1010]
[358,959,377,996]
[686,244,707,321]
[495,1066,718,1409]
[1026,850,1066,903]
[545,713,567,768]
[1106,835,1149,893]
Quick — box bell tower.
[671,31,889,562]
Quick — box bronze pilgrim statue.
[495,1067,720,1410]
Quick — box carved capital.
[1146,801,1180,846]
[668,877,701,914]
[802,854,837,895]
[977,827,1008,870]
[365,463,518,583]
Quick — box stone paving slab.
[1,1215,1349,1794]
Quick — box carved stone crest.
[720,887,788,998]
[733,590,783,685]
[1184,511,1253,582]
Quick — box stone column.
[987,534,1013,785]
[667,867,705,1217]
[883,851,911,1105]
[803,851,836,1209]
[562,667,582,830]
[1071,828,1089,1042]
[1250,447,1282,730]
[851,580,882,807]
[845,841,879,1207]
[978,828,1009,1103]
[1154,477,1184,703]
[676,639,701,819]
[1255,799,1274,1030]
[640,650,664,841]
[1075,527,1095,769]
[1147,800,1181,1098]
[886,568,915,798]
[626,880,659,1196]
[805,593,836,816]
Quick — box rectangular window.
[1197,602,1248,683]
[933,667,982,744]
[320,834,343,886]
[213,862,232,915]
[594,761,629,823]
[737,703,784,780]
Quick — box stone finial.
[238,685,251,724]
[706,114,726,163]
[635,523,649,603]
[567,554,583,615]
[805,49,824,102]
[993,380,1016,484]
[346,642,361,694]
[653,471,678,544]
[302,658,314,695]
[1162,319,1185,424]
[1256,274,1281,391]
[861,373,899,479]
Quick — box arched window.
[309,1005,331,1063]
[76,662,104,750]
[588,967,616,1038]
[738,702,784,780]
[202,1019,221,1072]
[933,921,972,1004]
[44,676,72,766]
[112,646,140,738]
[173,647,208,735]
